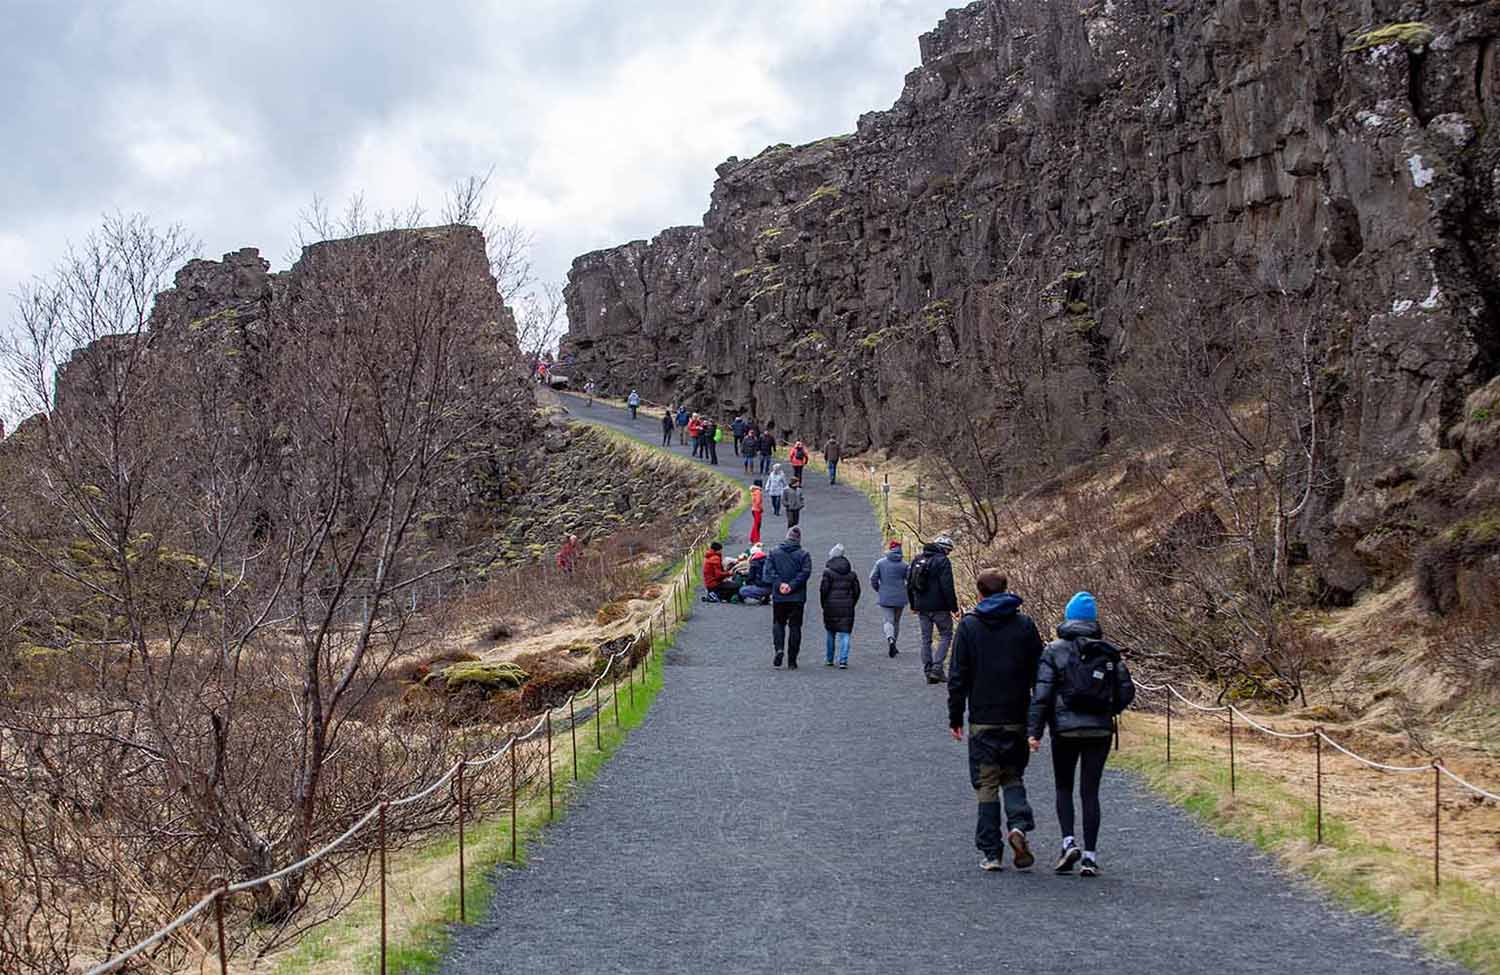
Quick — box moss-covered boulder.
[424,660,529,693]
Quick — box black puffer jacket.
[907,544,958,613]
[947,593,1044,729]
[819,556,861,632]
[1027,620,1138,739]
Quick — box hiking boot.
[888,638,898,658]
[979,853,1004,872]
[1055,841,1082,874]
[1079,855,1101,878]
[773,651,783,669]
[788,659,799,670]
[1007,828,1035,870]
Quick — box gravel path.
[443,398,1457,975]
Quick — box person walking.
[749,479,765,545]
[584,380,596,406]
[782,478,805,529]
[766,464,788,516]
[627,389,641,420]
[687,414,703,458]
[676,406,690,445]
[820,544,861,668]
[788,440,809,485]
[731,415,748,456]
[661,408,675,446]
[869,540,910,657]
[741,429,759,474]
[763,526,812,669]
[1028,592,1136,878]
[908,534,959,683]
[948,569,1044,872]
[709,420,722,465]
[824,436,842,485]
[758,429,776,477]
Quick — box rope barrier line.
[82,528,709,975]
[1133,676,1496,797]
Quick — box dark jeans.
[709,442,719,464]
[1052,734,1111,850]
[772,601,804,662]
[759,454,772,475]
[828,460,838,484]
[786,508,801,528]
[733,435,743,455]
[662,426,674,445]
[629,405,638,419]
[969,726,1034,856]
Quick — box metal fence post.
[379,802,388,975]
[546,712,555,820]
[456,761,467,923]
[1314,730,1323,846]
[510,739,519,863]
[1228,709,1237,795]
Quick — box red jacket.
[703,550,728,589]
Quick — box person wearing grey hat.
[908,534,959,683]
[762,524,813,669]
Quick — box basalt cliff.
[561,0,1500,600]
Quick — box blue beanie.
[1065,592,1098,622]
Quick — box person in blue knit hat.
[1027,591,1135,877]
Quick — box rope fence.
[83,528,717,975]
[1131,675,1498,889]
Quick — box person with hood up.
[820,544,861,668]
[766,465,789,516]
[676,406,691,445]
[749,479,765,544]
[788,440,810,484]
[660,408,675,446]
[739,544,772,604]
[869,540,910,657]
[908,534,960,683]
[627,389,641,419]
[758,429,777,476]
[823,437,842,485]
[741,428,759,473]
[762,525,813,669]
[782,478,805,528]
[948,569,1044,872]
[1028,592,1137,878]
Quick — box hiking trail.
[441,397,1458,975]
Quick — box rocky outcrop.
[563,0,1500,598]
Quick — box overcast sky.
[1,0,953,339]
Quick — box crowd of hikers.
[574,387,1137,878]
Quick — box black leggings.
[1051,735,1111,851]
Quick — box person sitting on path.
[782,478,805,529]
[660,408,675,446]
[701,542,742,602]
[741,429,759,474]
[908,534,959,683]
[627,389,641,419]
[824,436,842,485]
[731,414,748,456]
[1028,592,1137,878]
[749,479,765,545]
[766,465,789,516]
[758,430,776,477]
[739,544,771,604]
[788,440,810,484]
[870,540,910,658]
[762,525,812,669]
[820,543,861,669]
[676,406,690,445]
[948,569,1045,873]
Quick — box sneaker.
[702,592,719,603]
[838,661,848,669]
[888,639,898,658]
[773,651,783,668]
[825,659,835,667]
[926,671,943,685]
[1007,828,1035,870]
[979,854,1004,872]
[1079,855,1100,878]
[1055,841,1082,874]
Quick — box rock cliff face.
[562,0,1500,597]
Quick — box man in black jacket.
[908,534,959,683]
[948,569,1044,872]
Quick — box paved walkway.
[444,398,1456,975]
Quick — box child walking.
[820,543,861,669]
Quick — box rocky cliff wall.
[562,0,1500,597]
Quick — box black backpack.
[908,556,933,594]
[1059,639,1123,715]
